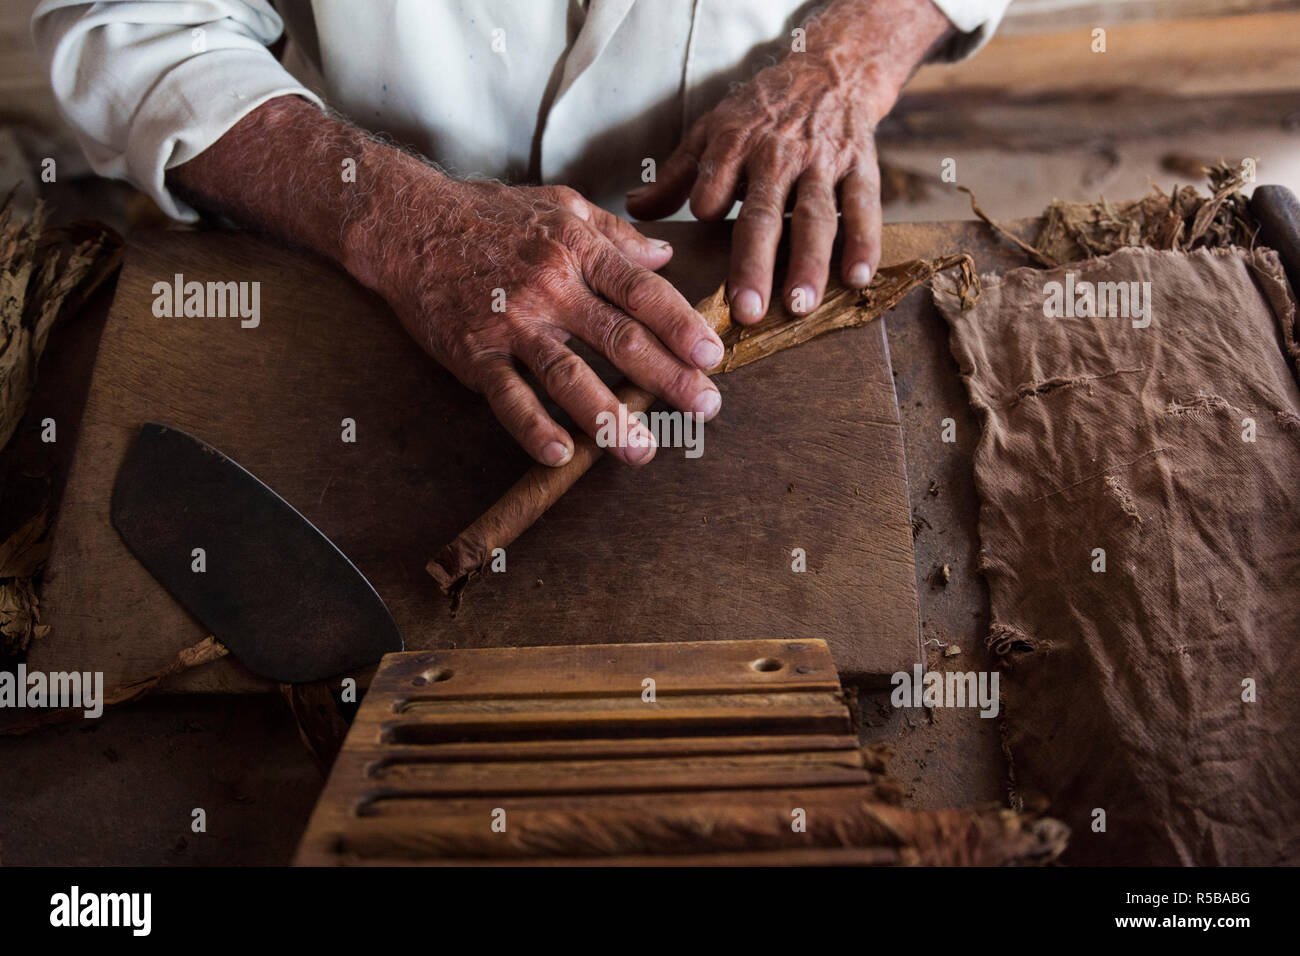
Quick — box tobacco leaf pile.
[1036,161,1257,263]
[963,160,1258,269]
[0,188,123,658]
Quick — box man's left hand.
[626,0,952,323]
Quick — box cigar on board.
[426,285,729,597]
[426,256,977,598]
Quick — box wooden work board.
[33,220,930,692]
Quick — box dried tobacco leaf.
[0,576,47,657]
[0,188,124,657]
[961,161,1258,270]
[1033,160,1257,265]
[709,254,981,373]
[0,188,124,450]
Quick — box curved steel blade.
[111,423,403,683]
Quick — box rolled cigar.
[427,256,977,595]
[426,378,657,593]
[427,286,730,594]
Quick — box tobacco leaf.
[0,188,123,656]
[708,254,981,373]
[280,681,350,774]
[1,189,124,450]
[0,577,48,658]
[1033,160,1256,265]
[962,161,1257,270]
[959,186,1059,268]
[0,510,54,655]
[0,509,51,580]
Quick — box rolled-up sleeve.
[927,0,1013,62]
[32,0,323,221]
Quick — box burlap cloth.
[934,246,1300,865]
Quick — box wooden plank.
[379,696,851,743]
[367,734,862,762]
[909,10,1300,99]
[995,0,1300,36]
[365,751,872,797]
[325,784,885,821]
[377,638,841,699]
[33,221,924,690]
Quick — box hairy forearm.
[169,93,723,471]
[168,95,441,293]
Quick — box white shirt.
[33,0,1011,221]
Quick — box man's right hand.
[169,96,722,468]
[376,180,724,468]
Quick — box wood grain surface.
[32,220,925,691]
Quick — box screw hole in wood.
[412,668,455,686]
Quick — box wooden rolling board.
[34,220,925,692]
[295,639,895,865]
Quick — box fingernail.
[691,338,724,369]
[648,238,671,249]
[542,442,571,466]
[789,284,816,315]
[693,388,721,419]
[847,262,872,287]
[732,288,763,321]
[625,427,657,464]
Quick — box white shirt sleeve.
[32,0,323,221]
[926,0,1013,62]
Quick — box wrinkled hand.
[626,0,951,323]
[383,180,724,467]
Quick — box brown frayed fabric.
[428,256,978,595]
[934,246,1300,865]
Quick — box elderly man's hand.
[381,179,724,467]
[626,0,951,323]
